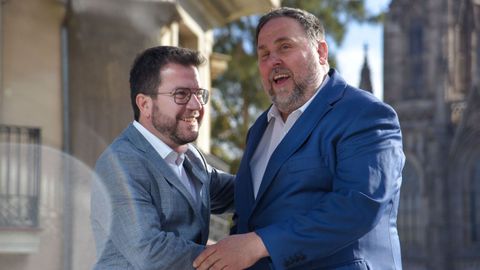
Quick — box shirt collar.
[133,120,185,165]
[267,74,330,122]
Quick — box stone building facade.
[384,0,480,269]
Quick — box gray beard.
[269,64,321,115]
[270,82,305,115]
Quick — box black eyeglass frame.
[150,87,209,105]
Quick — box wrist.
[250,232,269,259]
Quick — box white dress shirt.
[250,76,330,198]
[133,121,198,201]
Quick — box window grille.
[0,125,41,228]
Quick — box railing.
[0,125,41,228]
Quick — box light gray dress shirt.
[133,120,198,201]
[250,76,329,198]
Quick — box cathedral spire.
[359,44,373,93]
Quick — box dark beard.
[152,105,198,146]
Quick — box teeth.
[274,74,288,80]
[183,117,197,123]
[273,74,289,82]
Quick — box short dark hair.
[255,7,325,47]
[129,46,206,121]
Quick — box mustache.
[180,111,200,119]
[269,67,292,81]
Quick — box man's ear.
[136,93,152,119]
[317,40,329,65]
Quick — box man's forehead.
[257,19,305,44]
[257,36,294,50]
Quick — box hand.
[193,232,268,270]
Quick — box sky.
[335,0,391,100]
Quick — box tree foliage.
[211,0,384,172]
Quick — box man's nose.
[186,94,203,109]
[267,52,282,67]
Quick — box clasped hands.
[193,232,268,270]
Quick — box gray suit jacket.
[91,124,234,270]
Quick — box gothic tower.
[359,44,373,93]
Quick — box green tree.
[211,0,384,173]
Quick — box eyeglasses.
[151,88,209,105]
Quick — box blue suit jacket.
[233,69,405,270]
[91,124,234,270]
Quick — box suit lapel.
[253,69,346,206]
[124,125,206,225]
[233,112,269,227]
[182,154,210,242]
[183,152,207,209]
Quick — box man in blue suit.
[91,46,234,269]
[194,7,405,270]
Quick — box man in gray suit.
[91,46,234,269]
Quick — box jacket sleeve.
[91,147,203,270]
[255,101,405,269]
[208,167,235,214]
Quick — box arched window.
[406,20,425,99]
[469,157,480,243]
[398,160,426,248]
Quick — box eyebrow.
[257,37,294,51]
